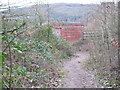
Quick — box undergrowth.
[1,21,73,88]
[82,51,120,88]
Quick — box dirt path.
[62,51,101,88]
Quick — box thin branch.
[2,32,24,53]
[1,22,26,34]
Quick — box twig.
[8,44,12,89]
[2,32,23,53]
[1,22,26,35]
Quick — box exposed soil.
[62,51,101,88]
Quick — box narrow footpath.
[62,51,101,88]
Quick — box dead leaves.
[13,31,17,35]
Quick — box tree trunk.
[118,1,120,85]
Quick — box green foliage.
[1,20,73,88]
[32,26,73,58]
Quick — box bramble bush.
[1,20,73,88]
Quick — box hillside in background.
[6,3,98,25]
[49,3,97,25]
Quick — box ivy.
[1,18,73,88]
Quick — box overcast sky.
[0,0,118,4]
